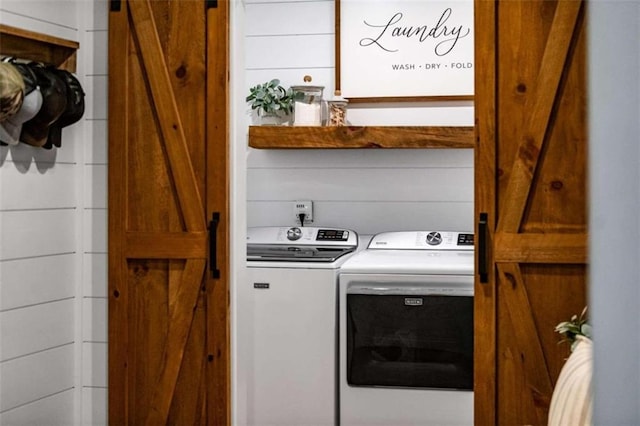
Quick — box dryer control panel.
[369,231,474,251]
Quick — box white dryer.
[339,231,474,426]
[245,226,359,426]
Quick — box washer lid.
[368,231,474,251]
[247,226,358,262]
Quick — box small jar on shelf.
[327,90,348,126]
[291,75,325,126]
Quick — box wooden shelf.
[248,126,475,149]
[0,24,79,72]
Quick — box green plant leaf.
[246,79,297,116]
[555,306,590,352]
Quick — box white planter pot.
[548,336,593,426]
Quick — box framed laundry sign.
[336,0,474,102]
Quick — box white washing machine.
[245,226,360,426]
[339,231,474,426]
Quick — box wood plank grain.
[125,232,208,259]
[497,1,583,233]
[498,263,554,426]
[473,0,497,424]
[107,2,130,423]
[206,0,231,423]
[0,24,78,71]
[485,1,588,424]
[248,126,475,149]
[144,258,206,425]
[127,0,206,233]
[494,233,587,264]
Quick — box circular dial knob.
[426,231,442,246]
[287,227,303,241]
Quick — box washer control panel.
[286,227,303,241]
[247,226,357,247]
[426,231,443,245]
[317,229,350,241]
[247,226,359,262]
[457,233,474,246]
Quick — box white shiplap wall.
[244,0,475,235]
[80,2,109,424]
[0,1,108,425]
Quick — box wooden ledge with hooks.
[0,24,79,72]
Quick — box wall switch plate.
[293,200,313,225]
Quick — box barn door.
[474,1,588,425]
[108,0,229,424]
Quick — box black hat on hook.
[20,62,68,148]
[43,67,85,149]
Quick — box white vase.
[259,112,283,126]
[548,336,593,426]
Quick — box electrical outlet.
[293,200,313,225]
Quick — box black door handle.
[478,213,488,283]
[209,212,221,279]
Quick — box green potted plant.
[246,79,298,125]
[555,306,592,352]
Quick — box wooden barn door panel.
[108,0,229,424]
[475,1,588,425]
